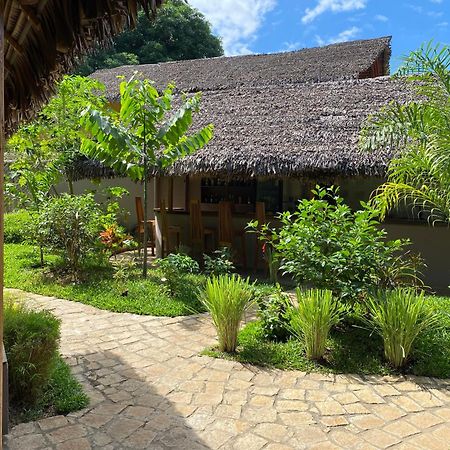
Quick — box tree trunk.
[142,119,148,278]
[143,168,149,278]
[67,178,74,195]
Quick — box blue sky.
[190,0,449,72]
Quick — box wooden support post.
[154,178,162,257]
[168,178,173,212]
[184,176,190,213]
[1,16,5,445]
[156,176,161,208]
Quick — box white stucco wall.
[57,177,156,230]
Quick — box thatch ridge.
[92,36,392,100]
[3,0,164,135]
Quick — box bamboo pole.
[0,14,5,447]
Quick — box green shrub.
[158,253,200,296]
[158,253,200,274]
[290,289,345,360]
[4,300,61,405]
[203,247,235,276]
[249,186,420,302]
[34,193,104,274]
[199,275,255,352]
[363,289,440,369]
[4,210,32,244]
[258,289,292,342]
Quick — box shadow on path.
[5,347,209,449]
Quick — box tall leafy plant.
[249,186,419,301]
[35,194,103,276]
[5,164,60,266]
[361,42,450,224]
[290,289,344,360]
[362,289,440,368]
[7,76,106,195]
[80,77,213,276]
[199,275,255,353]
[6,76,107,265]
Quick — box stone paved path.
[4,289,450,450]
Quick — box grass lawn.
[11,356,89,425]
[5,243,206,316]
[204,296,450,379]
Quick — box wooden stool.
[190,199,215,254]
[135,196,155,256]
[218,201,247,269]
[159,199,181,256]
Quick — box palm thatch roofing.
[166,77,413,178]
[87,36,413,179]
[93,36,392,97]
[3,0,163,135]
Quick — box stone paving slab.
[4,288,450,449]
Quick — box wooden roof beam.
[3,59,13,76]
[4,31,23,55]
[20,4,41,30]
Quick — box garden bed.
[4,244,206,317]
[204,296,450,379]
[9,356,89,426]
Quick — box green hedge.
[4,299,61,405]
[4,210,32,244]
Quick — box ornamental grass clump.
[290,288,344,360]
[199,274,254,353]
[364,289,440,369]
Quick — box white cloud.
[438,21,448,26]
[430,0,443,4]
[375,14,389,22]
[282,41,303,52]
[302,0,367,24]
[189,0,277,55]
[316,26,361,45]
[407,3,444,17]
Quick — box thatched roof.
[3,0,163,135]
[92,36,392,98]
[84,36,411,180]
[166,77,413,178]
[74,77,413,180]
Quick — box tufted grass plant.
[199,274,255,353]
[364,289,440,369]
[290,288,345,360]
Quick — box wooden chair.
[190,199,215,253]
[159,199,181,257]
[218,201,247,269]
[254,202,266,271]
[135,197,155,256]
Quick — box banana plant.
[80,76,214,276]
